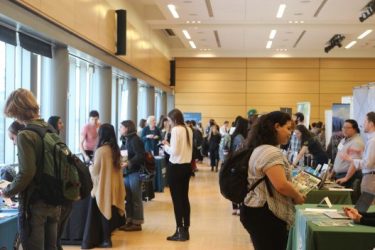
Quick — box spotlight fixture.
[324,34,345,53]
[359,0,375,22]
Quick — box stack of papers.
[312,220,353,227]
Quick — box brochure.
[292,171,321,195]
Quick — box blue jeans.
[20,200,61,250]
[124,172,144,224]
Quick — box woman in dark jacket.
[208,125,221,172]
[119,120,145,231]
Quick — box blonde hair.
[4,88,39,122]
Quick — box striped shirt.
[244,145,295,226]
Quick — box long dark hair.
[246,111,292,149]
[48,116,61,134]
[97,123,121,169]
[168,108,190,147]
[232,116,248,140]
[295,124,312,144]
[121,120,136,134]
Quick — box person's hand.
[121,162,128,168]
[154,135,159,140]
[293,194,305,205]
[340,152,353,163]
[146,134,154,139]
[343,207,362,223]
[336,177,349,185]
[162,140,169,146]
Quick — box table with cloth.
[306,189,352,204]
[0,209,18,249]
[287,204,375,250]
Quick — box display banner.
[183,112,202,123]
[332,103,350,133]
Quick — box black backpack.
[25,124,93,205]
[219,145,273,203]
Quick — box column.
[146,86,155,117]
[97,67,112,124]
[51,46,69,140]
[127,78,138,123]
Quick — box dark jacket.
[141,126,161,156]
[121,132,145,175]
[209,134,221,152]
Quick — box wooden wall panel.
[320,69,375,81]
[175,93,246,106]
[247,81,319,93]
[19,0,171,86]
[319,94,344,107]
[246,94,319,106]
[320,59,375,69]
[319,81,366,94]
[176,58,246,68]
[176,68,246,81]
[247,58,319,68]
[247,68,319,81]
[175,81,246,93]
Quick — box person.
[81,124,125,249]
[48,116,64,135]
[291,125,328,168]
[208,125,221,172]
[80,110,100,162]
[229,116,248,215]
[219,121,229,135]
[337,112,375,195]
[119,120,145,231]
[8,120,25,145]
[137,118,147,137]
[141,115,161,156]
[287,112,305,163]
[1,88,61,249]
[343,207,375,226]
[1,121,25,182]
[240,111,305,250]
[162,108,193,242]
[331,120,364,188]
[47,116,73,250]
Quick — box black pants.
[209,149,219,168]
[168,163,191,227]
[240,204,288,250]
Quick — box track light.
[324,34,345,53]
[359,0,375,22]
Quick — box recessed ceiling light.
[197,21,201,23]
[192,21,196,23]
[186,21,190,23]
[167,4,179,18]
[189,41,196,49]
[289,21,293,23]
[269,30,277,39]
[294,21,298,23]
[300,21,304,23]
[276,4,286,18]
[358,29,372,39]
[182,30,191,39]
[345,41,357,49]
[266,40,273,49]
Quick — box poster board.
[297,102,311,128]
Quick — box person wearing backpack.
[119,120,145,232]
[81,124,125,248]
[1,88,61,249]
[162,109,193,242]
[240,111,305,250]
[229,116,248,215]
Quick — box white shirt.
[164,126,193,164]
[353,131,375,173]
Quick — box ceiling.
[129,0,375,58]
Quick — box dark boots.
[166,227,189,241]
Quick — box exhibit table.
[287,204,375,250]
[0,209,18,249]
[306,190,352,204]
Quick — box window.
[67,56,96,153]
[137,84,148,123]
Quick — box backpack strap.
[248,176,274,197]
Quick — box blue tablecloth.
[0,210,18,249]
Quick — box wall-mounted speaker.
[116,9,127,55]
[170,60,176,86]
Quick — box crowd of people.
[0,88,374,250]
